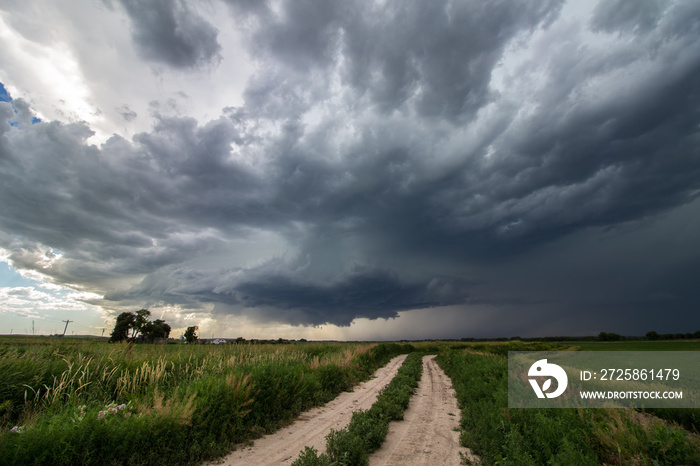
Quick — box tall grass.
[436,347,700,465]
[0,338,414,465]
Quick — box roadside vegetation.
[2,336,699,465]
[293,352,424,466]
[0,337,414,465]
[437,344,700,465]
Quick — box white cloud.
[0,0,254,144]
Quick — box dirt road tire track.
[369,355,479,466]
[209,354,408,466]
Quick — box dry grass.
[226,373,255,418]
[115,357,173,399]
[133,387,197,426]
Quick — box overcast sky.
[1,0,699,340]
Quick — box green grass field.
[0,336,414,465]
[2,336,699,465]
[570,340,700,351]
[437,346,700,465]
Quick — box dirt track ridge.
[369,354,479,465]
[209,354,408,466]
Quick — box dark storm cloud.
[241,0,562,120]
[117,0,221,69]
[343,0,700,262]
[249,0,343,72]
[2,0,700,333]
[341,0,562,120]
[465,4,700,252]
[0,102,260,289]
[109,260,473,326]
[225,267,472,326]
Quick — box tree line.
[599,330,700,341]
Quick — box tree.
[110,309,172,343]
[133,309,151,338]
[110,312,136,343]
[184,326,198,344]
[598,332,623,341]
[141,319,171,342]
[646,331,660,340]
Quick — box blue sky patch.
[0,261,39,288]
[0,82,11,102]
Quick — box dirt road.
[210,354,408,466]
[369,355,478,465]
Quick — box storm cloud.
[117,0,222,69]
[1,0,699,336]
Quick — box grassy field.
[570,340,700,351]
[0,336,414,465]
[436,341,700,465]
[2,337,699,465]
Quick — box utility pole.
[32,320,35,336]
[101,328,105,337]
[61,319,72,337]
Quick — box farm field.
[1,337,699,465]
